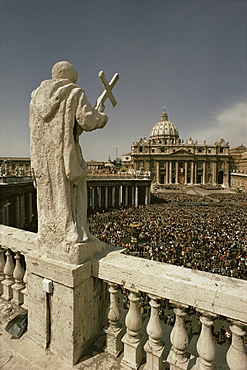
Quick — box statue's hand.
[98,101,105,113]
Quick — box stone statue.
[19,167,24,176]
[29,61,115,260]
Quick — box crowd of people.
[88,192,247,280]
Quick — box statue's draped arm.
[75,89,108,132]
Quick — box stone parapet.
[93,249,247,323]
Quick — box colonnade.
[156,159,229,186]
[1,179,151,231]
[0,182,36,230]
[87,181,151,210]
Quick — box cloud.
[194,102,247,147]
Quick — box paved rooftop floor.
[1,297,230,370]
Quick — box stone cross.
[96,71,119,109]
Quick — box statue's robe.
[29,78,107,252]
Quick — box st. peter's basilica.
[122,108,231,187]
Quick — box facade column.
[135,186,139,207]
[125,186,128,206]
[194,161,197,184]
[202,161,206,185]
[175,161,179,184]
[224,160,229,187]
[156,161,160,183]
[165,161,169,184]
[169,161,173,184]
[190,161,194,184]
[212,161,217,185]
[184,162,188,185]
[105,186,108,209]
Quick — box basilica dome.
[150,109,179,140]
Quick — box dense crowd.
[88,192,247,280]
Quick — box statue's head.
[51,61,78,83]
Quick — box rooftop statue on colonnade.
[29,61,119,263]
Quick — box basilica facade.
[122,109,230,186]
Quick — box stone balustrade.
[94,249,247,370]
[0,224,36,306]
[0,246,26,306]
[0,224,246,369]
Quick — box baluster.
[226,321,247,370]
[12,252,25,305]
[104,281,123,357]
[121,288,143,370]
[2,249,15,300]
[167,301,189,370]
[0,247,6,295]
[144,294,164,370]
[195,310,216,370]
[21,268,28,309]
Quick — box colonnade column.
[3,198,9,225]
[20,194,25,228]
[184,162,188,185]
[112,187,115,208]
[165,161,169,184]
[131,186,135,206]
[145,186,150,205]
[135,186,139,207]
[175,161,179,184]
[202,161,206,185]
[15,195,20,228]
[105,187,108,208]
[91,187,95,209]
[27,192,33,223]
[125,186,128,206]
[97,187,102,208]
[119,186,123,206]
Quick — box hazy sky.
[0,0,246,161]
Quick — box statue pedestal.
[41,238,108,265]
[25,250,109,365]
